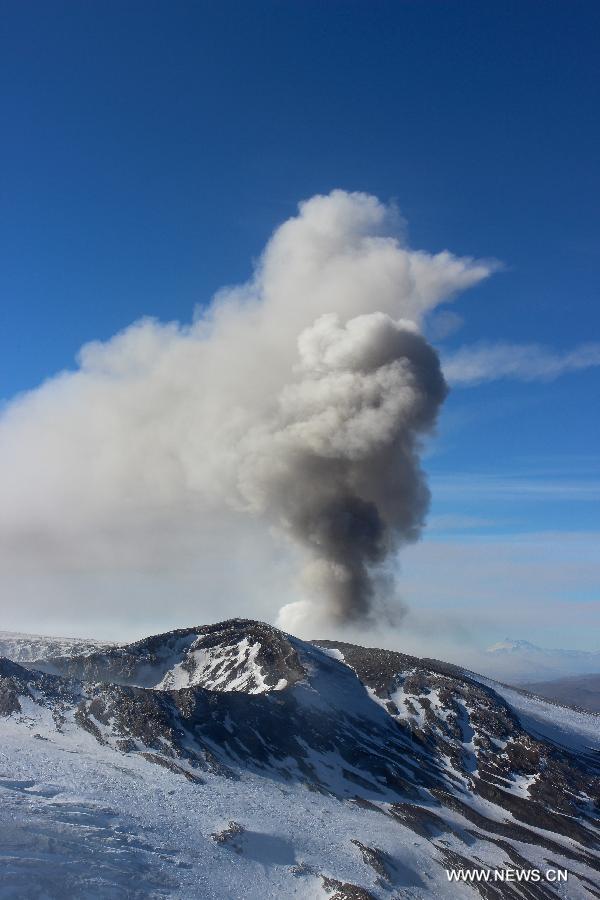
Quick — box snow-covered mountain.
[28,620,304,693]
[487,639,542,654]
[484,637,600,683]
[1,618,599,898]
[0,630,113,663]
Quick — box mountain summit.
[1,618,599,898]
[484,637,600,683]
[487,639,542,653]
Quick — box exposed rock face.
[2,619,599,898]
[321,876,377,900]
[0,656,79,712]
[211,821,245,847]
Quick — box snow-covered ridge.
[24,618,306,694]
[466,670,600,756]
[0,630,113,662]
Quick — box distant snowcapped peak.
[486,638,541,653]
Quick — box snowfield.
[0,708,480,900]
[0,619,598,899]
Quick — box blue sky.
[1,1,599,650]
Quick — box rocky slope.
[1,619,599,898]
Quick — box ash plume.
[237,311,447,626]
[0,191,490,634]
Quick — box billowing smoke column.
[238,312,447,625]
[0,191,491,632]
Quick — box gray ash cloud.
[238,311,447,626]
[0,190,487,634]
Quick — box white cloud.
[426,513,499,531]
[443,340,600,385]
[430,473,600,502]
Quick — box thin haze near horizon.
[1,1,599,662]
